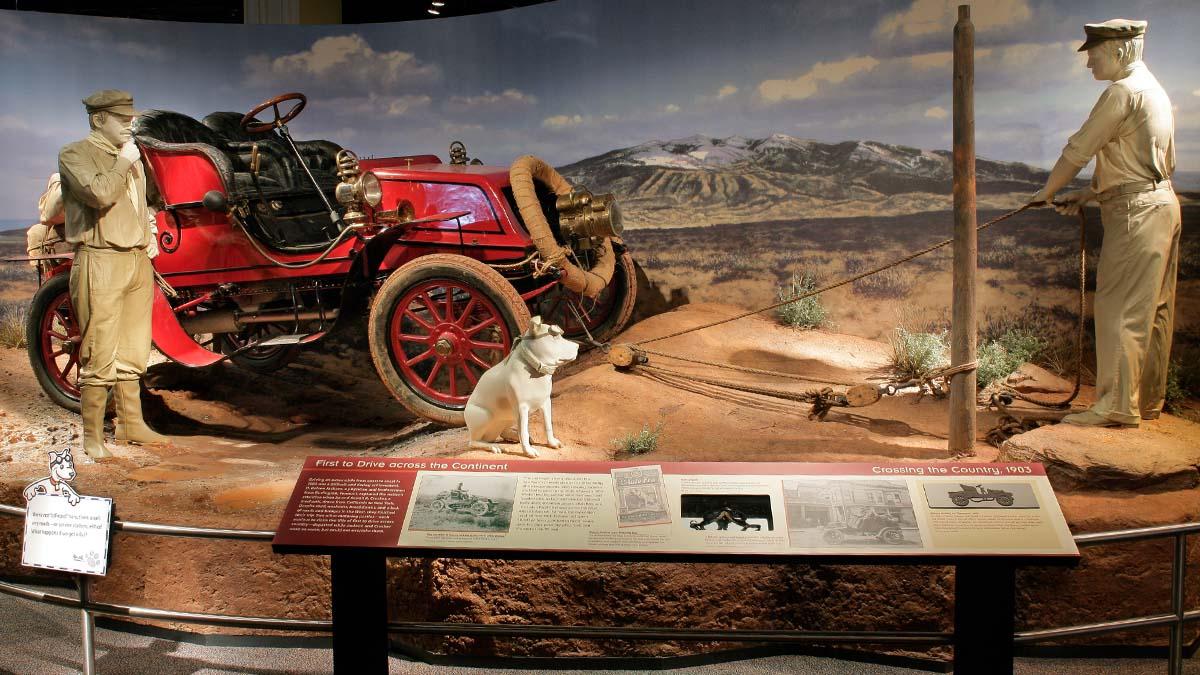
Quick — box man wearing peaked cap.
[58,89,169,459]
[1033,19,1179,429]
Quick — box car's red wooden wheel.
[389,278,512,406]
[369,254,531,426]
[26,273,82,412]
[41,290,81,399]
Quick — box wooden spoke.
[405,349,435,367]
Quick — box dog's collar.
[512,337,557,378]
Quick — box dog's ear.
[527,316,543,336]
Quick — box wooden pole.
[950,5,977,455]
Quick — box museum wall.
[1,0,1198,362]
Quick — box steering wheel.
[241,93,307,134]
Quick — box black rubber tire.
[26,273,82,413]
[431,499,447,511]
[951,496,970,507]
[218,327,300,374]
[368,254,531,426]
[823,529,844,545]
[996,495,1015,507]
[881,528,905,545]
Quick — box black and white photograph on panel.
[680,494,773,532]
[923,482,1040,509]
[407,474,517,532]
[783,479,923,549]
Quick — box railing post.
[1170,534,1186,675]
[950,3,978,455]
[78,575,96,675]
[330,550,388,674]
[954,560,1015,673]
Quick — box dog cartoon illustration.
[23,449,81,506]
[465,316,579,458]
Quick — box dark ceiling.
[0,0,555,24]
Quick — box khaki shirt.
[58,139,150,249]
[1061,61,1175,193]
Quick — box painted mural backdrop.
[1,0,1197,366]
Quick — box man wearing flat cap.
[59,89,168,459]
[1033,19,1180,429]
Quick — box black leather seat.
[135,110,346,250]
[202,112,342,192]
[133,110,286,195]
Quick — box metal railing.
[0,503,1195,673]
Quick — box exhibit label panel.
[22,494,113,576]
[273,459,1078,557]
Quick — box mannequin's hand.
[1053,189,1093,216]
[147,212,159,258]
[118,141,141,165]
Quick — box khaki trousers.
[69,246,153,386]
[1092,186,1181,423]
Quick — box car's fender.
[151,284,226,367]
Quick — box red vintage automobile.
[25,93,636,425]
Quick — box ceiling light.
[427,8,440,14]
[432,1,445,5]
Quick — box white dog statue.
[465,316,579,458]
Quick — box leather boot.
[113,380,170,444]
[80,385,112,459]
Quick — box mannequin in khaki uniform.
[59,89,168,459]
[1034,19,1180,428]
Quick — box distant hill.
[559,133,1061,228]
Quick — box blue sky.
[1,0,1198,220]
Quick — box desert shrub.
[0,300,27,349]
[853,267,914,298]
[1165,358,1200,412]
[888,328,949,381]
[979,235,1020,269]
[977,329,1044,388]
[612,422,665,456]
[776,271,826,329]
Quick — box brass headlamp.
[555,188,624,242]
[334,149,382,224]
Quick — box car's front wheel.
[368,254,531,426]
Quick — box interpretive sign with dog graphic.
[21,449,113,576]
[275,458,1078,559]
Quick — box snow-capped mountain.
[558,133,1053,228]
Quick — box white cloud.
[874,0,1032,41]
[924,106,948,119]
[245,34,440,94]
[662,103,680,114]
[716,84,738,100]
[0,115,31,132]
[1193,89,1200,97]
[759,55,880,102]
[444,88,537,114]
[543,114,585,129]
[314,94,432,118]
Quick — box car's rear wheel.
[996,495,1015,507]
[369,254,531,426]
[218,322,300,374]
[27,273,82,412]
[951,496,970,507]
[529,250,637,345]
[822,529,845,545]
